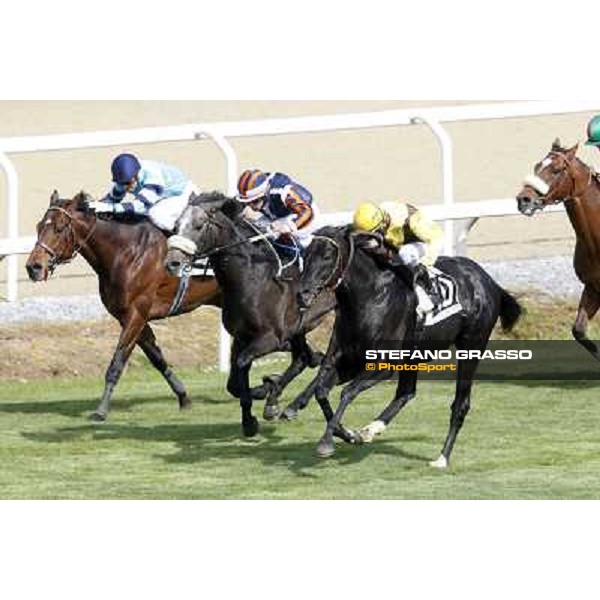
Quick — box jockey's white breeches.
[148,182,199,233]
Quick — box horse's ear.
[77,190,92,202]
[50,190,60,206]
[552,137,562,151]
[221,198,244,220]
[566,143,579,159]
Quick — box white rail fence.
[0,101,598,371]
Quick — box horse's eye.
[551,166,563,175]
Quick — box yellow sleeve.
[408,210,442,243]
[408,210,443,266]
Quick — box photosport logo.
[361,341,600,380]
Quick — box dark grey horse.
[297,226,523,467]
[164,192,339,438]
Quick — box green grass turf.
[1,362,600,499]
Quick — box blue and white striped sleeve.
[112,184,163,216]
[106,183,127,203]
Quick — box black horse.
[165,192,337,438]
[297,226,522,467]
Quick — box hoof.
[429,455,449,469]
[263,403,281,421]
[242,417,260,438]
[179,396,192,411]
[316,438,336,458]
[357,420,386,444]
[89,411,107,422]
[279,406,298,421]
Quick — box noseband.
[525,151,594,209]
[35,206,96,272]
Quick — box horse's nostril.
[26,263,43,280]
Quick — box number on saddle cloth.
[421,267,463,327]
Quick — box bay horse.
[165,192,336,438]
[26,191,221,420]
[297,226,522,467]
[516,139,600,359]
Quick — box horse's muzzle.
[516,192,541,217]
[26,262,46,282]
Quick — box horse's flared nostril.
[26,263,43,281]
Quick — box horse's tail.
[499,288,523,332]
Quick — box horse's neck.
[212,220,277,287]
[76,216,136,274]
[564,176,600,258]
[339,253,401,324]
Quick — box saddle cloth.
[422,266,463,327]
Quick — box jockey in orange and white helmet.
[236,169,321,250]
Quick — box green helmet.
[585,115,600,147]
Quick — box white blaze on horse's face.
[177,207,195,239]
[523,156,553,196]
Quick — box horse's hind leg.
[137,324,191,410]
[572,285,600,361]
[432,357,479,469]
[358,372,418,443]
[90,312,146,421]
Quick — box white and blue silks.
[105,160,198,232]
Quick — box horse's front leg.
[358,371,418,443]
[235,334,280,437]
[90,310,146,421]
[572,284,600,361]
[262,335,318,421]
[316,370,390,458]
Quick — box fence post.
[410,115,455,256]
[0,152,19,301]
[195,128,238,373]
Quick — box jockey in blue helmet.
[87,153,199,233]
[236,169,321,249]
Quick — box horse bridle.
[35,205,97,273]
[527,151,594,209]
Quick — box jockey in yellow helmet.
[353,200,444,315]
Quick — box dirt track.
[0,309,334,382]
[0,310,221,381]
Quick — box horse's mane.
[313,224,350,238]
[189,190,245,222]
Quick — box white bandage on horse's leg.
[429,454,449,469]
[523,174,550,195]
[167,235,198,256]
[358,420,387,443]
